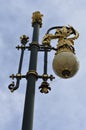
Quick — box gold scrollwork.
[42,34,53,46]
[42,25,79,53]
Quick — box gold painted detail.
[41,74,55,81]
[42,25,79,53]
[42,74,48,80]
[32,11,43,27]
[27,70,38,79]
[55,39,75,54]
[16,73,22,79]
[39,81,51,94]
[10,73,22,79]
[20,35,29,45]
[42,34,54,46]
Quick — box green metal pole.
[22,11,43,130]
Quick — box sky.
[0,0,86,130]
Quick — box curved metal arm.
[42,25,79,46]
[46,26,63,34]
[8,45,25,92]
[8,81,15,92]
[8,35,29,92]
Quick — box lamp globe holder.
[42,25,79,79]
[53,26,79,78]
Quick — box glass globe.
[52,52,79,78]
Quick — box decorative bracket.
[42,25,79,54]
[8,71,55,93]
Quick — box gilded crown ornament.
[32,11,43,27]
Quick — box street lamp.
[8,11,79,130]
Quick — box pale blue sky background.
[0,0,86,130]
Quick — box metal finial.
[32,11,43,27]
[20,35,29,45]
[39,81,51,94]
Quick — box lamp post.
[8,11,79,130]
